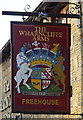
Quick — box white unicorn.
[14,51,32,93]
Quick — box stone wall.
[0,63,2,119]
[63,2,83,119]
[0,58,11,119]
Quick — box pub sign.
[11,22,70,113]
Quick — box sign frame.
[11,21,71,114]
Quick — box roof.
[26,2,68,21]
[0,40,10,64]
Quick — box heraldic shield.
[31,67,51,91]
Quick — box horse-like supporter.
[14,47,32,93]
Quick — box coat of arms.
[14,41,66,96]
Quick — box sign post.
[11,22,70,114]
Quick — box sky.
[0,0,43,50]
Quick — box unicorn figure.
[14,46,32,93]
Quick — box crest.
[31,67,51,91]
[15,43,66,96]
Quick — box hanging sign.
[11,22,70,114]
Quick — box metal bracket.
[2,2,81,26]
[22,4,31,21]
[69,2,81,28]
[69,2,80,14]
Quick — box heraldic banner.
[11,22,70,114]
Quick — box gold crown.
[30,59,52,67]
